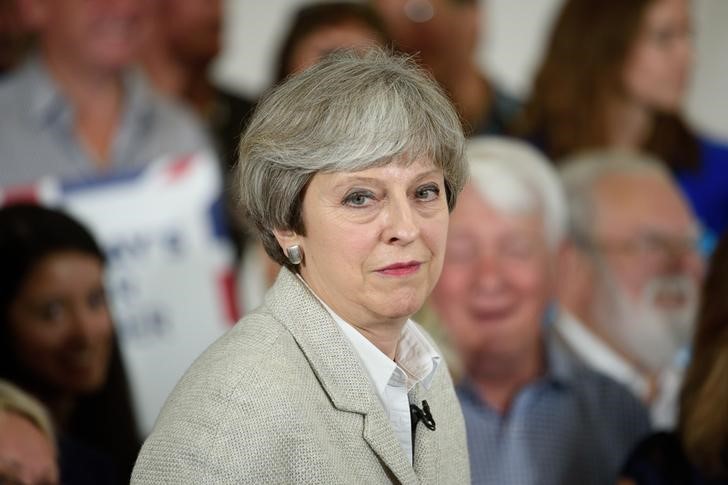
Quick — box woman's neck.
[26,384,77,431]
[47,394,77,430]
[606,95,654,150]
[296,272,406,360]
[348,318,407,361]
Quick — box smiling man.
[431,137,650,485]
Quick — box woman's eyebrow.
[333,175,382,187]
[334,168,441,186]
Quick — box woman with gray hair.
[132,49,470,484]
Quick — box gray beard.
[592,269,698,373]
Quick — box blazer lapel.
[362,406,420,484]
[264,269,419,484]
[410,383,439,483]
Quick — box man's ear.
[556,240,595,320]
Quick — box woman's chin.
[375,294,426,322]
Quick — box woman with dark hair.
[515,0,728,237]
[274,1,388,84]
[619,230,728,484]
[0,203,141,485]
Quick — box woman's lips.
[376,261,422,276]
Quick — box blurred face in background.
[371,0,479,74]
[153,0,222,67]
[23,0,144,72]
[432,184,554,374]
[8,251,113,395]
[589,173,704,370]
[621,0,693,113]
[0,411,58,485]
[287,21,384,76]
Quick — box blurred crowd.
[0,0,726,484]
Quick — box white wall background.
[212,0,728,140]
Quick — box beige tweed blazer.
[131,268,470,484]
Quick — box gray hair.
[0,379,55,444]
[236,48,467,270]
[465,136,567,249]
[559,149,678,246]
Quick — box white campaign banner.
[1,152,239,435]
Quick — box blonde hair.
[0,379,55,443]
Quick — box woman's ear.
[273,229,304,266]
[272,229,300,253]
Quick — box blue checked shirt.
[459,329,651,485]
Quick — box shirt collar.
[21,56,68,127]
[458,327,578,413]
[332,312,441,399]
[122,67,154,128]
[295,275,441,400]
[20,55,153,131]
[555,308,649,397]
[544,328,578,387]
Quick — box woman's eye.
[343,190,374,207]
[415,184,440,201]
[88,288,108,311]
[650,26,689,47]
[37,301,64,323]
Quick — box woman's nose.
[70,306,109,345]
[383,195,419,245]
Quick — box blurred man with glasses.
[557,151,705,429]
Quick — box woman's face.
[621,0,693,113]
[8,251,113,395]
[431,185,553,367]
[290,157,449,328]
[288,22,383,76]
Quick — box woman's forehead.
[316,157,442,183]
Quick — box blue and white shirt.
[459,327,651,485]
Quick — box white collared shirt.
[555,309,682,429]
[332,313,440,463]
[298,277,441,462]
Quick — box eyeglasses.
[583,232,700,270]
